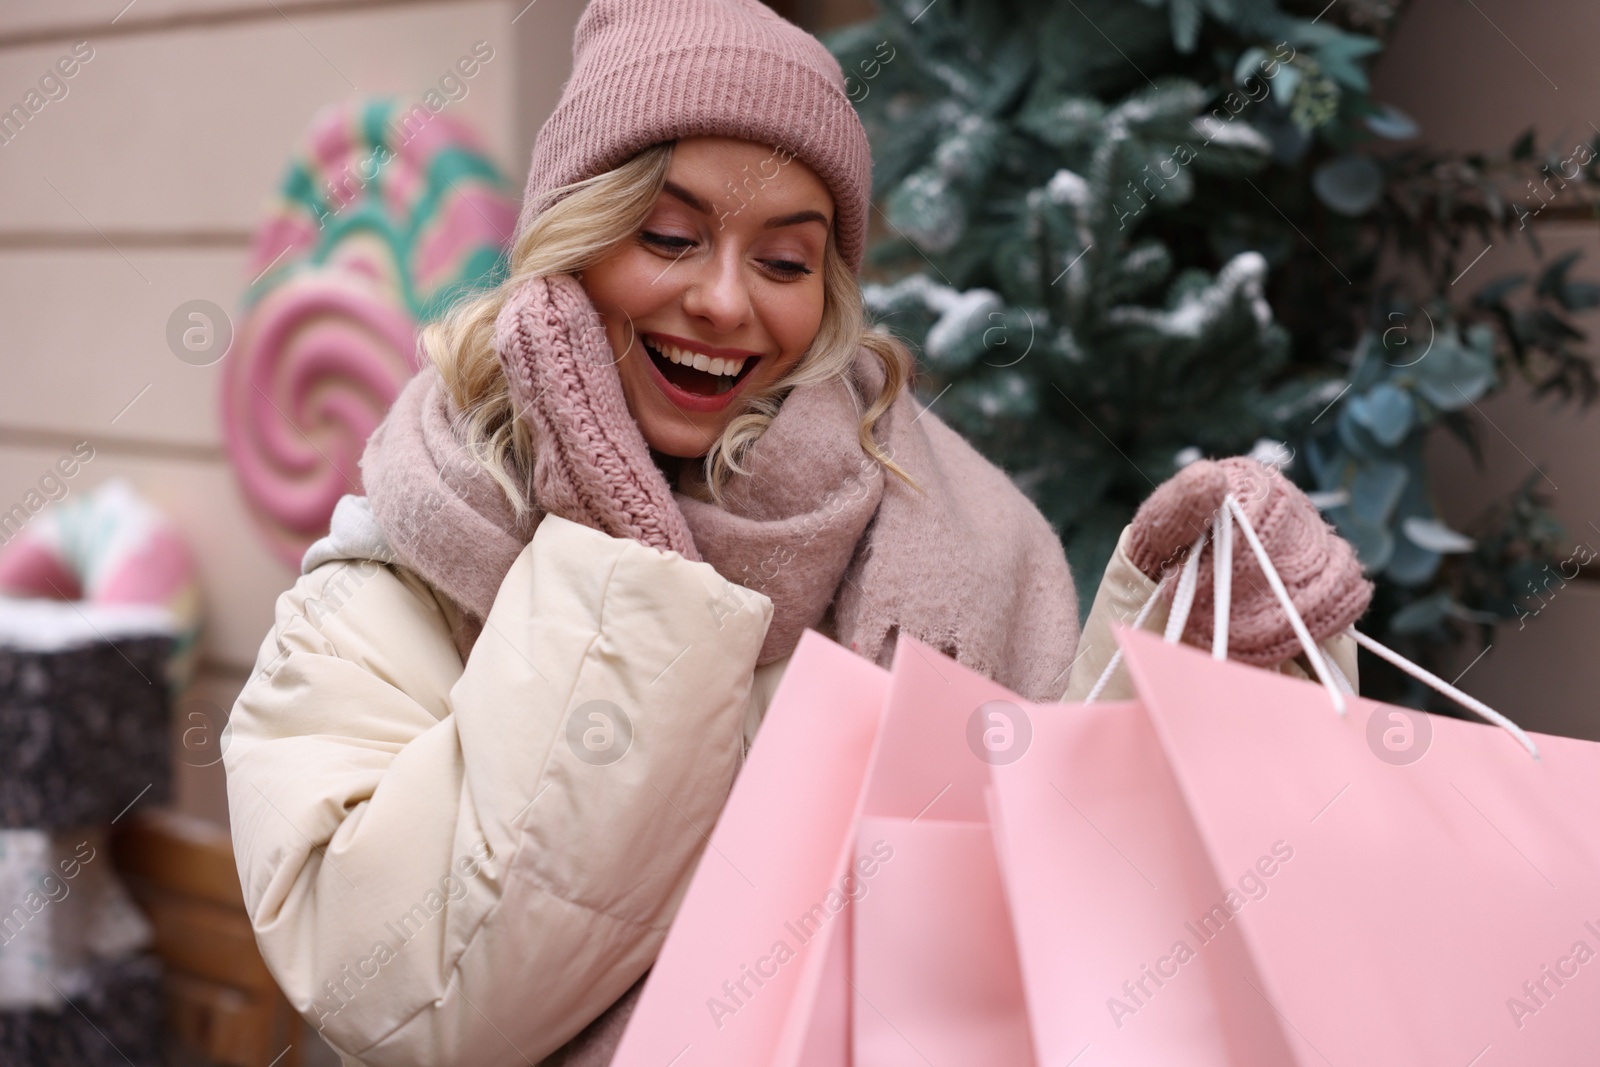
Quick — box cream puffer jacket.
[224,500,1356,1066]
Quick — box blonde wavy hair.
[418,139,923,516]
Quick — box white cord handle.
[1086,490,1540,759]
[1084,571,1170,704]
[1224,496,1346,717]
[1349,629,1540,760]
[1223,493,1538,758]
[1085,530,1205,703]
[1164,529,1209,644]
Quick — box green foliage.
[827,0,1600,705]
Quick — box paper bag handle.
[1086,492,1540,759]
[1222,494,1539,759]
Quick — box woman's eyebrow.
[662,180,714,214]
[762,208,830,230]
[663,180,831,230]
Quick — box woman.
[225,2,1084,1064]
[224,0,1369,1064]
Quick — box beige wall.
[1373,0,1600,739]
[0,0,586,832]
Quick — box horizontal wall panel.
[0,248,245,449]
[0,0,518,232]
[0,443,297,669]
[0,0,457,41]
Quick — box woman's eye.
[641,232,813,279]
[763,259,814,279]
[640,231,692,252]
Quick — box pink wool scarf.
[360,293,1081,705]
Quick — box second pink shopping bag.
[986,692,1297,1066]
[848,635,1035,1066]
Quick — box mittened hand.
[1124,460,1230,580]
[493,273,701,561]
[1125,457,1373,666]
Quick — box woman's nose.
[679,246,752,332]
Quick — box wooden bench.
[111,809,305,1067]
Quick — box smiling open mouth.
[643,336,760,397]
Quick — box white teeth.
[651,339,750,378]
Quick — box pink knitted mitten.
[493,273,701,561]
[1125,457,1373,666]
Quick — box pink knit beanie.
[518,0,874,273]
[1125,457,1374,666]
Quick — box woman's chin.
[640,419,719,461]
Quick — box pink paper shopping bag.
[611,630,890,1067]
[985,694,1296,1066]
[1120,626,1600,1066]
[849,635,1035,1066]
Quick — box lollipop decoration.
[224,97,517,567]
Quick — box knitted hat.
[517,0,873,273]
[1125,457,1374,666]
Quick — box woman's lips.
[641,336,761,414]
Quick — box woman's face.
[577,135,834,458]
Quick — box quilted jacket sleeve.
[224,514,774,1066]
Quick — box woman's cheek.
[779,295,825,364]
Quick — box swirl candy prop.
[224,97,518,567]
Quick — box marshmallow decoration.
[225,97,517,567]
[0,479,197,829]
[0,478,199,691]
[0,952,164,1064]
[0,617,177,830]
[0,828,157,1013]
[0,480,184,1050]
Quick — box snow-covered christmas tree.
[828,0,1600,703]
